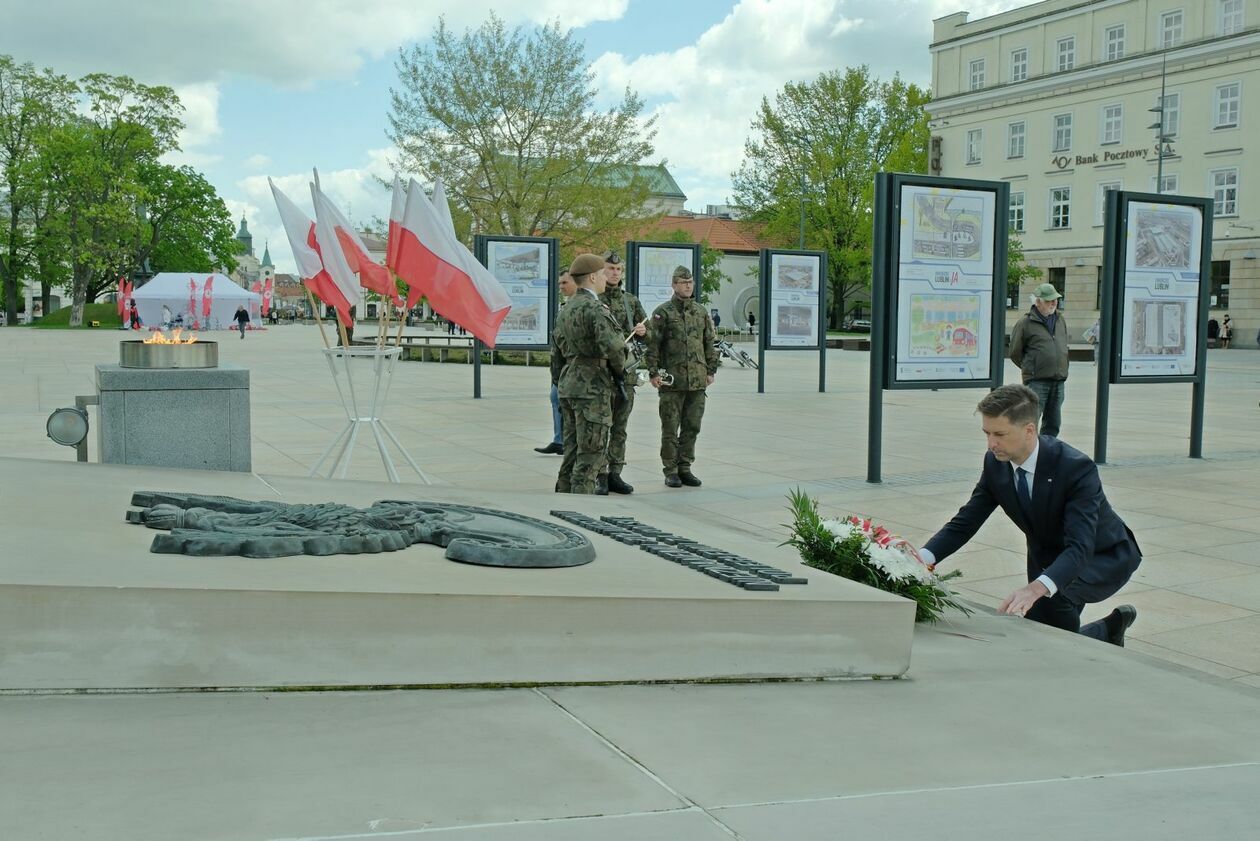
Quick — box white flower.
[866,542,932,583]
[820,519,857,539]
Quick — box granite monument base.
[95,363,251,472]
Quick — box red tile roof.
[647,216,783,253]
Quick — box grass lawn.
[31,303,123,329]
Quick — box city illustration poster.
[768,253,820,346]
[1128,299,1186,356]
[488,241,549,345]
[907,293,982,358]
[636,246,693,312]
[910,193,984,263]
[1130,206,1196,270]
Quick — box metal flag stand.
[309,345,431,484]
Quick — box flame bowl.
[119,341,219,369]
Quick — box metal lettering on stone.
[126,491,594,567]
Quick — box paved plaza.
[2,323,1259,839]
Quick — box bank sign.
[1050,144,1171,169]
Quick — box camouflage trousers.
[605,385,636,477]
[557,397,611,494]
[657,389,706,476]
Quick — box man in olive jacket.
[645,266,718,488]
[554,254,625,495]
[599,250,647,495]
[1008,282,1070,437]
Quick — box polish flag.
[116,277,126,316]
[310,183,362,322]
[269,178,353,326]
[311,177,401,306]
[262,277,273,316]
[386,177,405,273]
[392,178,511,346]
[202,275,214,320]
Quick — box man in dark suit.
[920,384,1140,645]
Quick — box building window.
[966,129,983,164]
[1057,37,1076,72]
[1007,121,1025,158]
[1153,173,1179,193]
[1047,267,1067,307]
[1052,113,1073,152]
[1097,182,1121,225]
[1160,10,1184,48]
[1214,82,1240,128]
[1211,168,1238,216]
[1010,191,1025,232]
[1104,24,1126,61]
[1101,104,1123,144]
[1210,260,1231,307]
[1010,47,1028,82]
[1160,93,1181,137]
[1050,187,1072,229]
[969,58,986,90]
[1221,0,1245,36]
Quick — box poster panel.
[485,238,551,348]
[767,252,821,348]
[893,184,997,383]
[633,244,697,314]
[1117,200,1203,378]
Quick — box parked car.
[846,318,872,333]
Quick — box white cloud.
[0,0,629,88]
[239,148,400,275]
[245,154,272,170]
[585,0,1034,209]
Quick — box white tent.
[130,273,262,331]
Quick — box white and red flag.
[311,174,401,306]
[188,277,197,321]
[262,277,273,316]
[386,177,405,274]
[269,178,354,326]
[392,178,511,346]
[309,183,362,323]
[202,275,214,320]
[116,277,126,316]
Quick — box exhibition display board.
[473,235,559,351]
[625,241,701,314]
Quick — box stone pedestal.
[95,364,251,472]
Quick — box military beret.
[601,250,622,265]
[569,253,605,277]
[671,266,693,280]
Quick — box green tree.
[732,66,930,326]
[0,56,76,324]
[389,14,661,249]
[134,163,238,280]
[37,73,182,325]
[661,229,730,298]
[1006,234,1042,308]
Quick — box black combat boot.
[664,474,682,488]
[678,472,702,487]
[607,474,634,494]
[595,474,609,495]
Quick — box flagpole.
[305,286,331,349]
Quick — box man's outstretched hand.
[999,579,1049,617]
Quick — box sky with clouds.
[0,0,1028,273]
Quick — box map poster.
[487,239,550,347]
[767,252,821,348]
[893,184,997,382]
[634,245,696,314]
[1118,200,1203,377]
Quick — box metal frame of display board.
[1094,190,1212,462]
[471,235,559,398]
[868,172,1010,482]
[624,241,702,315]
[756,248,828,393]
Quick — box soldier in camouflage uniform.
[645,266,718,488]
[554,254,625,494]
[599,250,647,495]
[536,271,577,458]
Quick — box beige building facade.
[929,0,1259,345]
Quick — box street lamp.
[1147,52,1174,194]
[785,129,814,248]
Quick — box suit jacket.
[925,436,1140,596]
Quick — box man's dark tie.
[1015,467,1032,518]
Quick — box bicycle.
[714,338,758,369]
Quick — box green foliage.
[732,66,930,326]
[660,229,730,297]
[784,489,972,624]
[1006,234,1042,306]
[138,163,238,280]
[388,14,661,250]
[31,301,120,327]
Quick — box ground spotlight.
[46,406,89,447]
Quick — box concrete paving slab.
[712,763,1260,841]
[338,810,734,840]
[0,689,684,841]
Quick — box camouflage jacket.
[601,284,647,386]
[645,296,718,391]
[555,289,624,400]
[549,295,574,386]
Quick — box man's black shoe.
[664,474,682,488]
[1105,604,1137,647]
[678,472,702,487]
[534,442,563,455]
[595,474,609,495]
[607,474,634,494]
